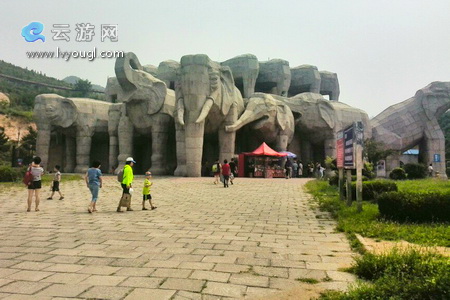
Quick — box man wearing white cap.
[117,157,136,212]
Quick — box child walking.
[142,171,156,210]
[85,160,102,213]
[47,165,64,200]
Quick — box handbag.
[23,167,33,186]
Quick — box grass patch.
[305,180,450,247]
[320,248,450,300]
[0,173,83,189]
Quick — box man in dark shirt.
[222,159,231,188]
[229,158,237,184]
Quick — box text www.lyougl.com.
[25,47,124,61]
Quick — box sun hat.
[126,157,136,163]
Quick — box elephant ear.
[60,98,78,128]
[418,90,438,121]
[276,104,289,131]
[318,102,336,129]
[147,80,167,115]
[219,66,236,115]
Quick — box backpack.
[117,168,124,182]
[23,167,33,186]
[212,164,218,173]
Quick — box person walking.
[298,161,303,177]
[222,159,231,188]
[117,157,136,212]
[229,158,237,184]
[26,156,44,212]
[212,159,221,185]
[47,165,64,200]
[142,171,156,210]
[428,163,434,177]
[85,160,103,213]
[292,160,298,178]
[285,158,292,179]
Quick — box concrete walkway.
[0,176,356,299]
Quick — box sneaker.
[142,207,148,210]
[116,208,122,213]
[59,197,64,200]
[88,207,92,213]
[127,207,133,211]
[151,207,157,210]
[47,197,52,200]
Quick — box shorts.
[121,183,130,194]
[52,181,60,192]
[213,172,220,176]
[28,180,42,190]
[143,194,152,201]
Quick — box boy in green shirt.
[142,171,156,210]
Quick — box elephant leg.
[35,123,51,170]
[75,132,92,173]
[275,134,289,152]
[174,122,186,176]
[324,136,337,159]
[151,121,170,175]
[117,115,134,171]
[385,152,401,178]
[185,122,205,177]
[109,135,119,174]
[421,127,447,178]
[243,75,256,98]
[65,135,76,172]
[219,105,238,162]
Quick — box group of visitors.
[24,156,157,214]
[212,158,237,188]
[284,159,304,179]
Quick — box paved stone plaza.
[0,177,356,299]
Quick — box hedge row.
[0,166,24,182]
[378,191,450,222]
[328,175,369,186]
[344,181,398,200]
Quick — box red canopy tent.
[238,143,287,177]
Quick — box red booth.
[238,143,288,178]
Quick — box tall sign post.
[354,122,364,212]
[343,125,354,206]
[336,131,345,201]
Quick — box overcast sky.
[1,0,449,117]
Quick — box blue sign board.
[344,125,354,168]
[434,154,441,162]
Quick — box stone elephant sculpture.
[255,59,291,96]
[282,93,371,163]
[319,71,340,101]
[111,52,176,175]
[221,54,259,98]
[34,94,111,173]
[174,54,245,177]
[225,93,295,152]
[288,65,321,96]
[157,60,180,90]
[372,81,450,178]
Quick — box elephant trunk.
[195,98,214,124]
[225,109,262,133]
[185,121,205,177]
[176,98,185,126]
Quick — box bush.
[377,191,450,222]
[404,163,427,179]
[328,175,369,186]
[321,248,450,300]
[389,167,406,180]
[0,166,23,182]
[344,180,398,200]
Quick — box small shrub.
[389,167,406,180]
[328,175,368,186]
[0,166,23,182]
[377,191,450,222]
[404,163,427,179]
[344,180,398,200]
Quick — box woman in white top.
[27,156,44,212]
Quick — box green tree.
[364,138,395,164]
[17,126,37,165]
[74,79,92,97]
[0,127,11,164]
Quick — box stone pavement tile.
[253,266,289,278]
[41,272,90,284]
[119,276,163,288]
[289,268,327,280]
[16,254,53,262]
[123,288,176,300]
[78,257,115,266]
[172,290,202,300]
[244,287,279,299]
[288,254,322,262]
[321,255,354,265]
[229,273,269,288]
[1,295,52,300]
[185,243,214,250]
[316,281,351,292]
[0,253,23,260]
[43,263,84,273]
[0,280,13,288]
[78,275,127,286]
[189,270,230,283]
[114,267,155,277]
[271,259,306,269]
[213,244,243,251]
[191,249,224,256]
[7,270,54,281]
[268,277,302,290]
[178,262,215,271]
[326,271,357,282]
[143,260,181,268]
[77,265,121,275]
[47,249,82,256]
[44,255,83,264]
[0,281,52,294]
[49,242,84,249]
[306,262,343,271]
[160,278,206,292]
[9,261,54,271]
[169,254,204,262]
[152,268,193,278]
[79,286,133,300]
[21,241,54,248]
[223,251,254,258]
[203,282,247,298]
[36,283,92,297]
[236,258,270,267]
[0,268,20,277]
[139,253,173,261]
[162,248,193,254]
[202,256,237,264]
[0,261,19,268]
[213,263,250,273]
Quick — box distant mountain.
[62,76,105,92]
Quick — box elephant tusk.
[176,98,185,126]
[195,97,214,124]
